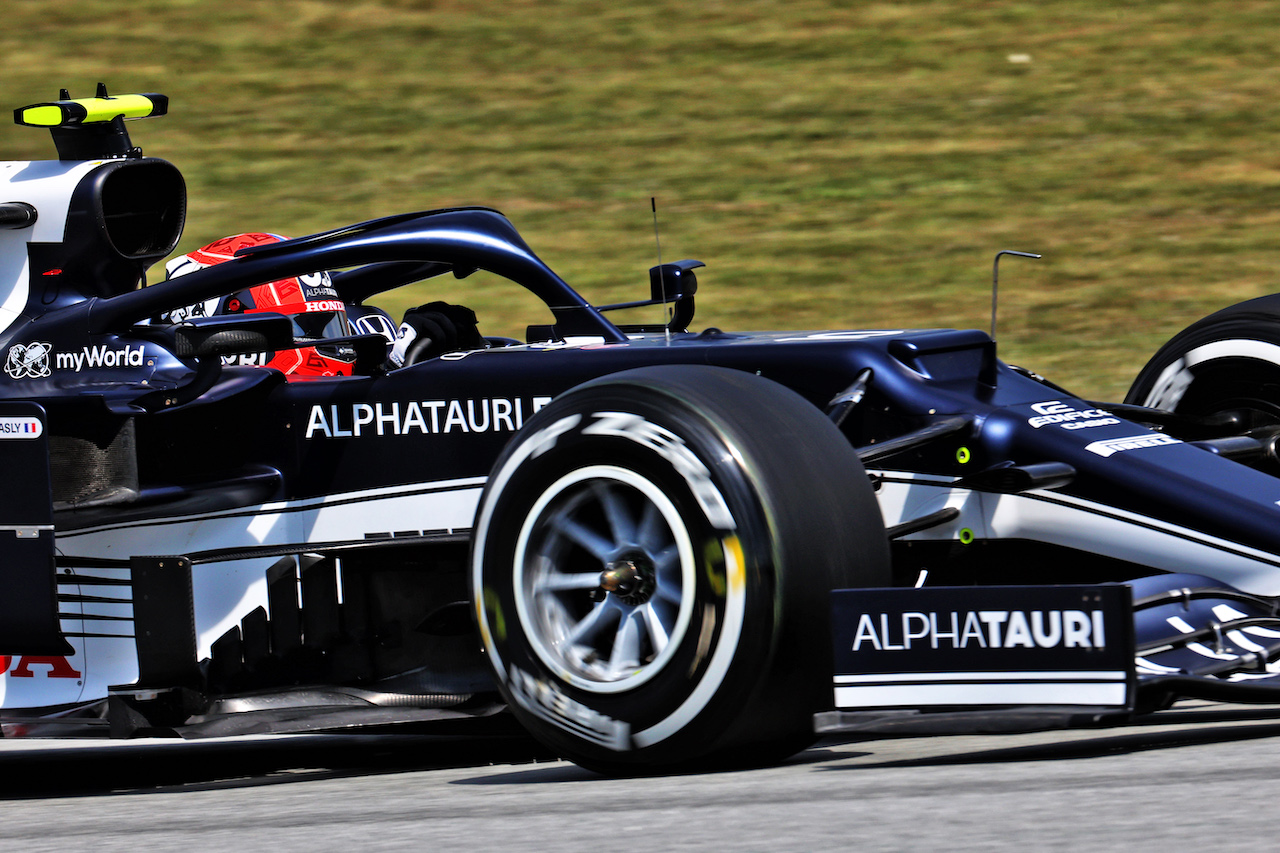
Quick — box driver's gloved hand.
[388,302,482,367]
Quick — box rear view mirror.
[168,314,293,358]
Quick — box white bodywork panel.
[11,479,486,705]
[873,470,1280,595]
[0,160,105,337]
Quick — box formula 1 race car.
[5,87,1280,773]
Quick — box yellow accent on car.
[722,534,745,591]
[15,94,167,128]
[703,539,727,596]
[17,106,66,127]
[482,587,506,644]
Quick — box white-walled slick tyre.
[471,365,890,772]
[1128,294,1280,438]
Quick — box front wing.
[819,576,1280,735]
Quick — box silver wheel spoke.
[596,482,636,545]
[519,469,694,691]
[641,603,670,655]
[538,571,606,592]
[636,500,665,552]
[609,610,644,676]
[551,514,615,561]
[563,601,613,647]
[654,543,680,574]
[654,546,683,603]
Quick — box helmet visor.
[289,310,350,341]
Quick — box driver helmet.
[164,233,355,378]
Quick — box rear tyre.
[471,365,889,773]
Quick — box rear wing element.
[13,84,168,161]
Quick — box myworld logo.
[55,344,146,372]
[4,342,52,379]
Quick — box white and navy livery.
[4,87,1280,772]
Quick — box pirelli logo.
[1085,433,1181,457]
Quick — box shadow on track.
[437,704,1280,785]
[810,704,1280,770]
[12,703,1280,795]
[0,725,558,799]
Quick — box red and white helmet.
[164,233,354,379]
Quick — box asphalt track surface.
[3,703,1280,852]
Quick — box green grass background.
[4,0,1280,400]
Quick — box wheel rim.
[1143,341,1280,421]
[513,464,697,694]
[1175,360,1280,426]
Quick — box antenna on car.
[991,250,1041,342]
[652,197,670,345]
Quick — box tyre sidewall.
[1128,304,1280,418]
[472,383,777,767]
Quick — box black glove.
[388,302,483,367]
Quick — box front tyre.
[1127,294,1280,436]
[471,366,889,773]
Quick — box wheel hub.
[600,557,656,605]
[513,465,697,691]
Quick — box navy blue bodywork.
[5,107,1280,734]
[9,208,1280,649]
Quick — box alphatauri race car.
[4,88,1280,774]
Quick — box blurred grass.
[4,0,1280,399]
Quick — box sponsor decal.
[0,655,81,679]
[298,271,338,300]
[222,352,271,367]
[507,665,631,751]
[351,312,398,343]
[1086,433,1182,457]
[851,608,1106,651]
[526,338,607,351]
[584,411,736,531]
[831,585,1133,710]
[166,297,219,324]
[55,344,147,372]
[304,300,345,313]
[775,330,905,343]
[304,396,553,438]
[1143,357,1193,410]
[0,417,42,439]
[1142,340,1280,410]
[4,343,52,380]
[1028,400,1120,431]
